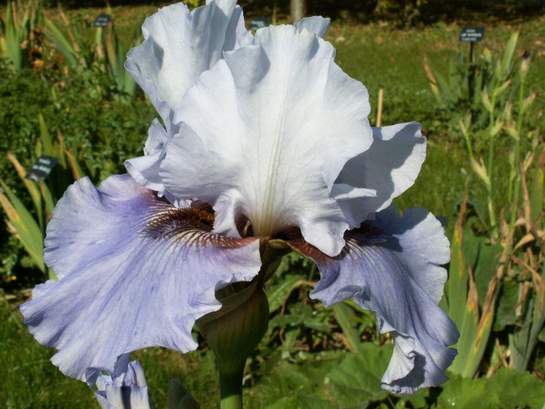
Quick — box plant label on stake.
[459,27,485,43]
[460,27,485,102]
[26,155,58,182]
[459,27,485,63]
[94,13,112,28]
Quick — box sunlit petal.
[125,0,251,116]
[295,16,331,37]
[20,175,261,380]
[335,122,426,226]
[290,207,458,393]
[92,355,151,409]
[162,26,372,256]
[124,0,252,194]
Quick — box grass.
[331,17,545,114]
[1,297,95,408]
[2,4,545,408]
[0,296,224,409]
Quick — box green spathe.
[197,280,269,409]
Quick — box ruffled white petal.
[162,25,372,256]
[125,0,251,116]
[335,122,426,226]
[295,16,331,37]
[125,119,169,194]
[291,207,458,393]
[124,0,252,194]
[20,174,261,380]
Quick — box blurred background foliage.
[1,0,545,24]
[0,0,544,408]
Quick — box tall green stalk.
[486,91,498,238]
[507,59,528,228]
[220,368,243,409]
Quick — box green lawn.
[0,296,224,409]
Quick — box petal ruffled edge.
[125,0,250,117]
[289,207,458,394]
[21,174,261,380]
[335,122,426,226]
[124,119,171,194]
[295,16,331,37]
[91,354,151,409]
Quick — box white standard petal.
[295,16,331,37]
[162,25,372,256]
[20,175,261,380]
[124,1,252,194]
[125,0,252,117]
[125,119,170,194]
[290,206,458,394]
[334,122,426,226]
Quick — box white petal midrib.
[254,43,293,237]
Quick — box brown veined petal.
[21,174,261,381]
[289,206,458,394]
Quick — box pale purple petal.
[93,355,151,409]
[335,123,426,226]
[291,207,458,394]
[20,174,261,380]
[373,207,450,303]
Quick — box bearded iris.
[21,0,459,406]
[90,355,151,409]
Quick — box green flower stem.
[220,368,243,409]
[197,280,269,409]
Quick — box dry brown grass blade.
[513,233,535,251]
[422,57,439,97]
[520,153,539,240]
[475,217,515,348]
[6,152,41,208]
[512,254,542,279]
[5,220,17,235]
[65,149,82,180]
[475,274,499,348]
[467,267,479,314]
[58,6,80,53]
[6,152,26,179]
[0,190,19,222]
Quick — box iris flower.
[21,0,458,398]
[90,355,151,409]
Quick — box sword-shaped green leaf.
[0,180,44,272]
[266,274,307,314]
